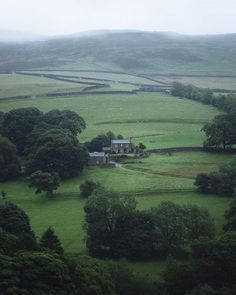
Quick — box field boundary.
[148,146,236,153]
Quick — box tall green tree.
[2,107,42,153]
[150,202,215,257]
[0,136,21,181]
[111,210,156,260]
[192,232,236,289]
[223,200,236,231]
[84,188,137,257]
[80,180,99,198]
[195,159,236,197]
[15,252,74,294]
[42,109,86,135]
[25,128,88,179]
[202,114,236,150]
[40,227,64,254]
[29,170,60,197]
[0,203,37,250]
[150,202,187,256]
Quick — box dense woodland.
[0,195,235,294]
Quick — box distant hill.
[1,30,236,75]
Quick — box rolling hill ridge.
[1,31,236,75]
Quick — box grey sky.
[1,0,236,36]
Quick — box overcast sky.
[1,0,236,36]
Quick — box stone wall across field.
[149,146,236,154]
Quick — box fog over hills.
[0,29,46,43]
[1,30,236,75]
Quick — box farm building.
[88,152,110,166]
[102,147,111,153]
[111,139,133,153]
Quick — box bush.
[80,180,99,198]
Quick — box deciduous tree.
[29,170,60,197]
[2,107,42,153]
[0,136,20,181]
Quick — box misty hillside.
[1,31,236,75]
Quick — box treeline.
[1,195,236,294]
[83,188,236,295]
[171,82,236,150]
[0,202,161,295]
[195,158,236,197]
[171,82,236,113]
[84,188,215,260]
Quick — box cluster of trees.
[0,202,164,295]
[171,82,236,150]
[85,131,123,152]
[195,158,236,197]
[223,199,236,231]
[0,136,21,181]
[202,113,236,150]
[80,180,100,198]
[161,198,236,295]
[83,189,236,294]
[171,82,236,113]
[84,188,215,260]
[0,107,89,195]
[0,199,235,294]
[162,232,236,295]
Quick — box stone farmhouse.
[111,139,133,153]
[88,152,110,166]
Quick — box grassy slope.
[0,164,232,254]
[0,92,219,147]
[23,70,160,85]
[0,82,234,279]
[1,32,236,75]
[153,75,236,91]
[0,74,89,98]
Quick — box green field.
[0,91,219,148]
[124,152,233,179]
[0,153,232,253]
[153,75,236,91]
[0,74,88,98]
[0,73,234,279]
[21,70,160,85]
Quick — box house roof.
[112,139,131,144]
[89,152,105,157]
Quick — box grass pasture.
[0,91,219,148]
[0,152,233,253]
[0,72,234,279]
[20,70,161,85]
[152,75,236,92]
[0,74,88,98]
[124,152,233,179]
